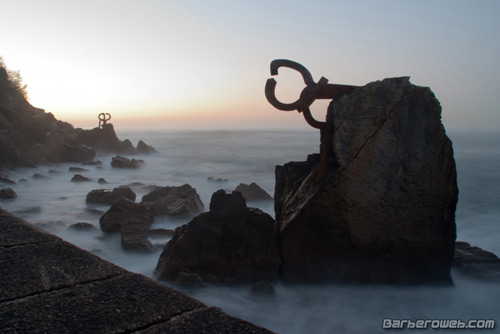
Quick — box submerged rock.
[68,222,98,232]
[86,186,136,205]
[234,182,273,201]
[275,77,458,284]
[141,184,204,217]
[71,174,92,182]
[111,155,144,169]
[453,241,500,282]
[0,187,17,199]
[155,190,280,285]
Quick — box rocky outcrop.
[234,182,273,201]
[275,77,458,284]
[136,140,157,154]
[99,198,155,252]
[453,241,500,282]
[86,186,136,205]
[0,187,17,199]
[111,155,144,169]
[0,61,155,167]
[141,184,204,216]
[155,190,280,285]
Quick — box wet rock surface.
[136,139,157,154]
[453,241,500,282]
[100,198,155,233]
[155,190,280,285]
[71,174,92,182]
[86,186,136,205]
[275,77,458,284]
[141,184,204,217]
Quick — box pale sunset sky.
[1,0,499,130]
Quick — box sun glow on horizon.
[1,0,499,130]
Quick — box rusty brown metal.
[98,112,111,128]
[265,59,358,129]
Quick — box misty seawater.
[1,129,499,333]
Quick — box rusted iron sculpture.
[265,59,358,130]
[98,113,111,129]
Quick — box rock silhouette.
[275,77,458,284]
[155,190,280,285]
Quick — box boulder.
[234,182,273,201]
[99,198,155,233]
[32,173,49,180]
[121,219,155,252]
[76,123,134,153]
[141,184,204,216]
[453,241,500,282]
[111,155,144,169]
[97,178,107,184]
[0,187,17,199]
[60,142,95,163]
[69,167,88,172]
[275,77,458,284]
[86,186,136,205]
[68,222,98,231]
[154,190,280,285]
[136,140,157,154]
[0,175,16,184]
[71,174,92,182]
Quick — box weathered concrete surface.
[0,208,274,333]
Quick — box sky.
[1,0,499,130]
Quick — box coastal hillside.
[0,59,95,167]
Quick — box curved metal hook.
[98,113,111,128]
[265,59,316,112]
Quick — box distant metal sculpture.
[265,59,358,129]
[98,113,111,129]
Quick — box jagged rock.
[69,167,88,172]
[76,123,135,154]
[275,77,458,284]
[99,198,155,233]
[0,187,17,199]
[453,241,500,282]
[141,184,204,217]
[234,182,273,201]
[155,190,280,285]
[136,140,157,154]
[71,174,92,182]
[97,178,107,184]
[68,222,98,231]
[86,186,136,205]
[111,155,144,169]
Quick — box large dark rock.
[99,198,156,252]
[275,77,458,284]
[142,184,204,216]
[155,190,280,285]
[453,241,500,282]
[234,182,273,201]
[99,198,155,233]
[86,186,136,205]
[76,123,135,154]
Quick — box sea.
[1,128,499,333]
